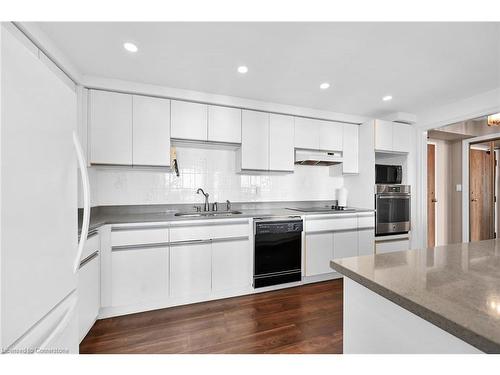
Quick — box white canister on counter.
[336,187,348,207]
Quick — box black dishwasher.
[254,218,303,288]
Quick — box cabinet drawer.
[169,221,249,243]
[358,215,375,229]
[82,232,100,260]
[305,216,357,232]
[78,254,99,342]
[111,227,169,247]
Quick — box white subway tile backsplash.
[90,147,344,206]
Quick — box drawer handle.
[79,251,99,269]
[112,241,171,252]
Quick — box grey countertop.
[330,240,500,353]
[80,203,374,234]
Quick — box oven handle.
[377,195,410,199]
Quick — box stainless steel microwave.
[375,164,402,184]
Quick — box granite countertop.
[79,202,374,234]
[330,240,500,353]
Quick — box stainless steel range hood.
[294,149,343,166]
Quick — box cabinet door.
[358,229,375,256]
[342,124,359,174]
[111,247,169,307]
[392,123,412,153]
[132,95,171,166]
[375,239,410,254]
[240,110,269,171]
[208,105,242,143]
[78,255,99,342]
[294,117,320,150]
[374,120,393,152]
[212,238,251,293]
[333,231,358,259]
[170,242,212,298]
[319,120,343,151]
[90,90,132,165]
[305,232,334,276]
[269,114,294,171]
[170,100,208,141]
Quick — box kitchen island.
[330,240,500,353]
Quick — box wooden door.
[427,144,436,247]
[469,144,495,241]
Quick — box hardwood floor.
[80,279,343,354]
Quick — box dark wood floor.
[80,279,343,354]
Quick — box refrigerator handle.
[73,131,90,274]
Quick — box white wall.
[89,146,344,206]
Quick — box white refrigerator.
[0,25,89,353]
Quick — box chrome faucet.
[196,188,210,211]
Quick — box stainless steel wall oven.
[375,185,411,236]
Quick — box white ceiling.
[33,22,500,117]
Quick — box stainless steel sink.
[174,210,242,217]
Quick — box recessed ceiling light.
[237,66,248,74]
[123,42,138,53]
[382,95,393,102]
[320,82,330,90]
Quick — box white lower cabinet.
[333,231,358,259]
[78,254,100,342]
[358,229,375,256]
[376,238,410,254]
[169,241,212,298]
[212,238,252,293]
[305,232,334,276]
[111,246,169,307]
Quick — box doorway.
[469,140,497,241]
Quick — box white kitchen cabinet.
[305,232,334,276]
[375,120,393,152]
[294,117,320,150]
[342,124,359,174]
[240,110,270,171]
[78,253,99,342]
[212,238,251,293]
[170,242,212,298]
[111,246,169,307]
[376,238,410,254]
[358,229,375,256]
[89,90,132,165]
[319,120,343,151]
[333,231,358,259]
[132,95,171,167]
[269,114,295,172]
[208,105,242,143]
[392,123,412,153]
[375,120,412,153]
[171,100,208,141]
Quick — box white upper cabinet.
[294,117,320,150]
[294,117,343,151]
[90,90,132,165]
[208,105,242,143]
[269,114,295,172]
[375,120,412,153]
[170,100,208,141]
[132,95,171,167]
[319,120,343,151]
[342,124,359,174]
[392,123,412,153]
[240,110,270,171]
